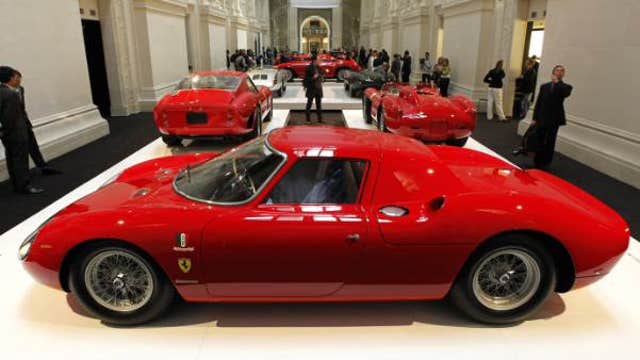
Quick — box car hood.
[159,89,236,109]
[406,94,468,118]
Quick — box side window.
[246,77,259,93]
[266,159,368,205]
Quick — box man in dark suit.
[13,70,60,177]
[401,50,412,83]
[304,55,323,123]
[0,66,43,194]
[532,64,572,169]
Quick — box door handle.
[346,234,360,243]
[379,206,409,217]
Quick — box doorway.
[81,19,111,117]
[523,20,544,68]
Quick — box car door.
[202,158,370,298]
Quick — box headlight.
[18,231,36,260]
[99,171,123,189]
[18,212,61,261]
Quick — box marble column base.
[0,105,109,182]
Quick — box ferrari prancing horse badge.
[178,258,192,273]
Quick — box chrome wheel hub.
[84,250,154,313]
[472,249,541,311]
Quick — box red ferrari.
[364,83,477,146]
[21,127,629,325]
[153,71,272,146]
[277,54,361,80]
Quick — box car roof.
[267,127,437,162]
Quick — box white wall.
[237,29,248,50]
[382,29,393,51]
[209,24,227,70]
[442,11,483,94]
[147,11,189,87]
[0,0,108,180]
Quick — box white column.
[331,2,343,49]
[287,1,298,51]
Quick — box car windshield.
[176,75,241,91]
[174,139,285,204]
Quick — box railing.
[302,28,328,37]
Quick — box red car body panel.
[365,84,477,142]
[23,127,629,304]
[277,55,361,79]
[153,71,272,138]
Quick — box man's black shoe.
[18,186,44,194]
[40,166,62,175]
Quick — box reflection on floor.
[0,92,639,359]
[274,82,361,110]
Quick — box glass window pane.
[266,159,367,204]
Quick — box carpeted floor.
[286,110,347,127]
[0,113,159,234]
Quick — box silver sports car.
[247,67,290,97]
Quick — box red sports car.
[364,83,477,146]
[21,127,629,325]
[277,55,361,80]
[153,71,272,146]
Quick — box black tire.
[245,109,262,140]
[285,69,295,82]
[276,87,282,97]
[362,97,373,124]
[282,82,287,93]
[378,107,389,132]
[349,86,357,98]
[69,244,175,326]
[446,137,469,147]
[449,234,557,324]
[344,82,350,91]
[161,135,181,147]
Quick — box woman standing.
[483,60,507,121]
[439,57,451,97]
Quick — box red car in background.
[277,54,361,80]
[364,83,477,146]
[21,127,629,326]
[153,71,272,146]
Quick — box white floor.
[0,104,639,359]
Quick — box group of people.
[0,66,61,195]
[483,55,540,122]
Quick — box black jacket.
[483,68,505,88]
[517,68,537,93]
[304,64,323,98]
[0,84,29,141]
[533,81,573,128]
[402,56,412,74]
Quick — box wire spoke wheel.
[472,249,541,311]
[84,250,154,313]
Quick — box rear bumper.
[393,126,472,142]
[160,126,252,137]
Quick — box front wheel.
[448,234,556,324]
[377,108,389,132]
[69,245,175,326]
[446,137,469,147]
[161,135,181,147]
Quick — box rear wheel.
[161,135,181,147]
[246,109,262,140]
[69,245,175,326]
[446,137,469,147]
[285,69,295,82]
[449,234,556,324]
